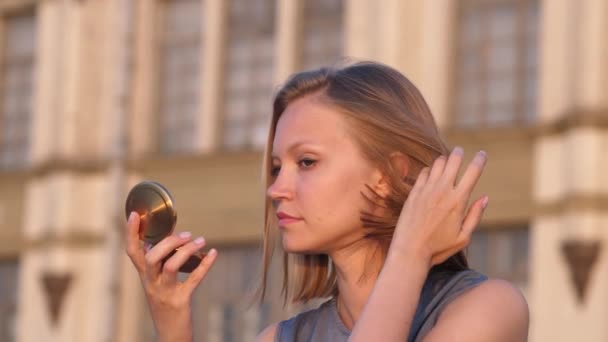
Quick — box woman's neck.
[329,242,385,330]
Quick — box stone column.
[17,0,134,341]
[343,0,453,127]
[531,0,608,341]
[274,0,302,84]
[200,0,228,152]
[129,0,160,157]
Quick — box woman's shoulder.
[414,269,529,341]
[445,277,529,320]
[428,268,525,313]
[422,267,489,307]
[424,277,529,341]
[256,322,279,342]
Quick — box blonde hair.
[259,61,468,304]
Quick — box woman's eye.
[299,159,316,168]
[270,159,315,177]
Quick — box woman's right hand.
[125,211,218,342]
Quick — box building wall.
[0,0,605,341]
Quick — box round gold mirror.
[125,181,202,273]
[125,181,177,245]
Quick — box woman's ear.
[372,152,410,199]
[389,151,410,181]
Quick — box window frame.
[155,0,205,155]
[219,0,276,152]
[0,7,37,170]
[298,0,344,71]
[449,0,539,129]
[467,223,530,287]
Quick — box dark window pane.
[0,13,36,169]
[468,226,529,288]
[158,0,203,155]
[453,1,539,127]
[301,0,343,70]
[222,0,275,151]
[0,260,19,342]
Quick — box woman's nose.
[266,173,294,200]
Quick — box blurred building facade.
[0,0,606,341]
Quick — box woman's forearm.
[348,248,429,341]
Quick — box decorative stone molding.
[561,239,602,304]
[535,108,608,137]
[25,230,106,250]
[536,194,608,216]
[0,0,38,15]
[27,158,112,179]
[41,271,73,327]
[124,150,263,173]
[443,108,608,141]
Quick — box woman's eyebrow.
[271,141,318,159]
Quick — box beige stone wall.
[0,0,606,341]
[530,0,608,340]
[6,0,133,341]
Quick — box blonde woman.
[125,61,529,341]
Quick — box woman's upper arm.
[256,322,279,342]
[423,279,529,342]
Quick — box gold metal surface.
[125,181,177,245]
[125,181,202,273]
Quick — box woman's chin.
[281,236,318,254]
[281,242,307,254]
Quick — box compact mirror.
[125,181,202,273]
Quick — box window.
[189,245,272,341]
[300,0,343,71]
[205,300,269,342]
[453,0,539,127]
[0,260,18,342]
[0,12,36,169]
[467,226,529,288]
[222,0,275,150]
[158,0,203,154]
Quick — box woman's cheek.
[297,178,332,225]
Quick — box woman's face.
[267,95,382,254]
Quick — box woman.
[125,61,529,341]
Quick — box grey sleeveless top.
[275,268,487,342]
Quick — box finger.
[183,248,218,293]
[125,212,145,273]
[456,150,487,196]
[441,146,464,187]
[160,236,207,281]
[459,195,488,243]
[144,232,193,279]
[428,155,447,183]
[409,167,430,199]
[412,167,430,193]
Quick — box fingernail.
[208,248,217,256]
[128,212,137,222]
[179,231,192,239]
[194,237,205,245]
[478,150,487,157]
[453,146,463,155]
[482,196,489,209]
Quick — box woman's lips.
[278,217,302,226]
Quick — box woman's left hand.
[390,147,488,269]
